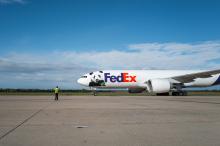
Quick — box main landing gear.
[156,91,188,96]
[156,92,170,96]
[171,90,187,96]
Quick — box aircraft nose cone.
[77,78,82,84]
[77,78,88,86]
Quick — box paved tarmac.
[0,95,220,146]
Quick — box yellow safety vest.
[54,88,59,94]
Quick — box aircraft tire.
[156,92,170,96]
[172,91,187,96]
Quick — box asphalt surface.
[0,95,220,146]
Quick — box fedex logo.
[104,73,137,83]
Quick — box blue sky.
[0,0,220,89]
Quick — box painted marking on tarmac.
[0,102,52,141]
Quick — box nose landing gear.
[90,87,97,96]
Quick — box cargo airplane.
[77,69,220,96]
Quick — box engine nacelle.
[128,88,145,93]
[148,79,171,93]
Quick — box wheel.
[172,92,179,96]
[156,92,170,96]
[182,91,188,96]
[172,91,187,96]
[92,90,97,96]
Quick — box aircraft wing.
[171,69,220,83]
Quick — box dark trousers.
[55,93,58,100]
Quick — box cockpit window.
[89,72,93,75]
[99,71,103,73]
[81,76,87,78]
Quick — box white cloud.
[62,41,220,70]
[0,0,26,4]
[0,53,94,89]
[0,41,220,89]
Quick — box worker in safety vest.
[54,86,60,101]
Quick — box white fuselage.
[77,70,220,91]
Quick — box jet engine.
[128,88,145,93]
[147,79,171,93]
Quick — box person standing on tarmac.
[54,86,60,101]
